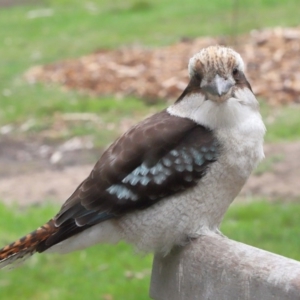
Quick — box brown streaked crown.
[188,46,244,80]
[176,46,252,102]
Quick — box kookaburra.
[0,46,265,268]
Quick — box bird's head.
[185,45,250,103]
[169,46,262,130]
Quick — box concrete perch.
[150,233,300,300]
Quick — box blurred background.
[1,0,300,299]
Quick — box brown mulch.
[25,26,300,105]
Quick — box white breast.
[119,90,265,254]
[47,90,265,255]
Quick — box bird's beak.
[201,74,233,98]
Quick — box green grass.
[0,203,153,300]
[1,2,300,297]
[260,103,300,142]
[1,200,300,299]
[222,201,300,259]
[1,0,300,143]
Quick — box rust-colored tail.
[0,220,58,269]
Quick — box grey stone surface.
[150,233,300,300]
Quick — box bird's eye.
[232,68,239,76]
[194,73,201,81]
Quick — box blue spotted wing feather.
[36,110,219,252]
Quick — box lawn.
[1,0,300,299]
[0,0,300,143]
[1,200,300,300]
[0,203,153,300]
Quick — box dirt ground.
[0,136,300,206]
[0,3,299,206]
[241,142,300,201]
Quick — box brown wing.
[36,110,219,252]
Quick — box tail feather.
[0,220,58,269]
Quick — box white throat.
[167,88,264,132]
[168,88,266,175]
